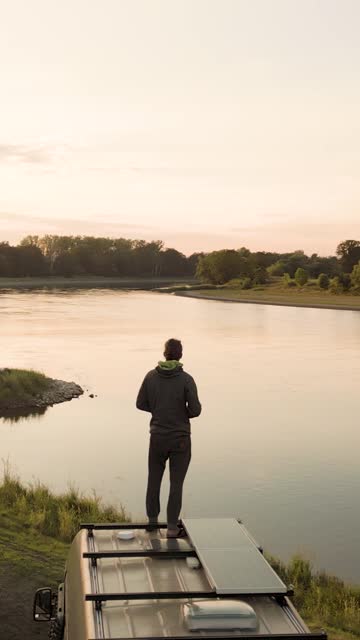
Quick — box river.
[0,289,359,583]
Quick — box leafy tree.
[196,254,212,282]
[53,252,83,277]
[329,276,344,294]
[337,273,351,291]
[253,266,269,285]
[132,240,164,276]
[15,245,47,276]
[196,250,243,284]
[160,248,188,276]
[43,235,76,273]
[336,240,360,273]
[187,252,203,275]
[285,251,309,277]
[268,260,286,276]
[295,267,308,287]
[308,254,339,278]
[350,261,360,290]
[0,253,10,276]
[253,251,281,269]
[317,273,329,290]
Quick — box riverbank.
[0,472,359,640]
[0,470,128,640]
[174,285,360,311]
[0,276,196,290]
[0,368,83,412]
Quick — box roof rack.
[80,522,171,534]
[88,634,327,640]
[85,586,295,606]
[82,519,327,640]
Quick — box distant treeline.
[0,236,199,278]
[0,236,360,282]
[196,240,360,290]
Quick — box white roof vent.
[183,600,258,631]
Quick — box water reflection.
[0,290,360,583]
[0,406,48,423]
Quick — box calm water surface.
[1,290,359,583]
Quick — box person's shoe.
[166,526,186,538]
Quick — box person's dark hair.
[164,338,183,361]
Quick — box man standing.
[136,338,201,538]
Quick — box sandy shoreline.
[175,290,360,312]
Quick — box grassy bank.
[176,280,360,311]
[0,276,196,290]
[269,555,360,639]
[0,470,128,639]
[0,368,50,409]
[0,466,128,541]
[0,471,359,639]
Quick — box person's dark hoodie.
[136,360,202,435]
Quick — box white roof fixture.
[117,530,135,540]
[183,600,258,631]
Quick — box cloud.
[0,144,52,164]
[0,212,157,240]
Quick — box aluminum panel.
[182,518,252,549]
[183,518,287,595]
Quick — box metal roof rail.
[83,549,196,559]
[85,586,295,606]
[88,633,328,640]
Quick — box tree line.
[0,236,359,288]
[0,236,200,278]
[196,240,360,292]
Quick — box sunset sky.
[1,0,359,255]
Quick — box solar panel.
[182,518,287,595]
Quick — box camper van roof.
[75,518,323,640]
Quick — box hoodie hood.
[156,360,183,376]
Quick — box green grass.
[268,554,360,638]
[180,280,360,310]
[0,368,51,408]
[0,465,128,542]
[0,509,68,579]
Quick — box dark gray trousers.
[146,433,191,529]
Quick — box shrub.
[351,260,360,291]
[267,261,286,276]
[295,268,309,287]
[253,266,269,285]
[329,276,344,294]
[283,273,297,287]
[338,272,351,291]
[241,277,253,290]
[225,277,253,290]
[318,273,330,289]
[225,278,244,289]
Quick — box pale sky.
[1,0,359,255]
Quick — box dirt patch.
[0,511,68,640]
[0,566,51,640]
